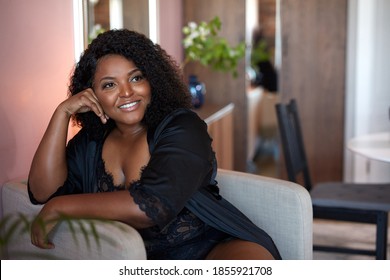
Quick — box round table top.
[347,132,390,163]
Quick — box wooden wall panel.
[279,0,348,184]
[122,0,149,36]
[183,0,247,171]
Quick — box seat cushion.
[310,182,390,211]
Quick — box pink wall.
[0,0,184,202]
[158,0,183,64]
[0,0,75,187]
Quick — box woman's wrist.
[56,101,75,120]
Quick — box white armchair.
[1,169,312,260]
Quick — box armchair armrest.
[1,180,146,260]
[217,169,313,260]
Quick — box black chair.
[275,99,390,259]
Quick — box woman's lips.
[118,101,140,110]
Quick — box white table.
[347,132,390,163]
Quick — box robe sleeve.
[129,109,215,230]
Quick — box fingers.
[31,218,56,249]
[62,88,108,124]
[31,236,55,249]
[82,89,108,123]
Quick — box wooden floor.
[313,218,390,260]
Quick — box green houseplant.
[182,16,245,77]
[0,213,121,259]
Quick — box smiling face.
[93,54,151,129]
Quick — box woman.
[28,29,281,260]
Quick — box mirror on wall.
[85,0,149,44]
[74,0,157,60]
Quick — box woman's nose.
[119,83,133,98]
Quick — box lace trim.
[161,208,205,243]
[96,156,173,227]
[129,181,173,228]
[96,158,126,192]
[141,208,206,246]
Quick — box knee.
[206,239,275,260]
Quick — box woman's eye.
[130,74,145,83]
[102,82,115,89]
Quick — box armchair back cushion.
[217,169,313,260]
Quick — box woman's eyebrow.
[97,68,141,82]
[128,68,141,75]
[93,66,143,89]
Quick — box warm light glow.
[72,0,84,62]
[149,0,158,43]
[109,0,123,29]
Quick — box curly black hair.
[69,29,191,139]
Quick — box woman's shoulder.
[147,108,210,146]
[154,108,205,133]
[68,128,89,144]
[66,127,102,151]
[165,108,201,122]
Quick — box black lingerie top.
[28,108,281,260]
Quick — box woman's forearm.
[28,106,71,202]
[43,191,154,229]
[31,191,153,249]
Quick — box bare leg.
[205,239,275,260]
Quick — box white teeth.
[119,101,138,109]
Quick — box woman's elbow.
[27,177,57,204]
